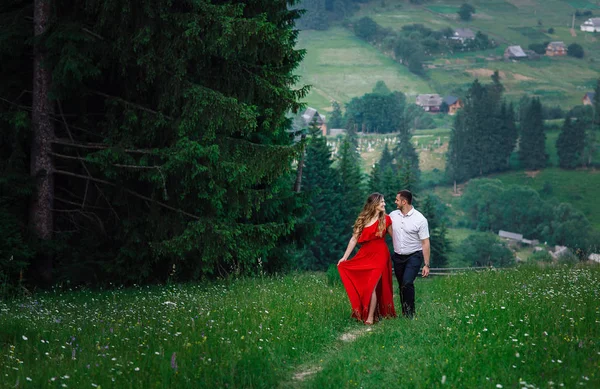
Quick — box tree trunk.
[30,0,55,284]
[293,134,307,193]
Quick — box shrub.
[567,43,584,58]
[529,250,553,263]
[326,263,342,286]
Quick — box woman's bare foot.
[365,319,374,325]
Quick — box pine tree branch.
[55,196,111,210]
[51,207,106,234]
[49,151,160,169]
[91,90,173,120]
[52,138,156,154]
[57,100,121,221]
[53,169,200,220]
[81,27,104,41]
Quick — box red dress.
[338,215,397,322]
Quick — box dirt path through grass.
[283,326,373,386]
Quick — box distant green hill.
[327,127,600,230]
[296,0,600,113]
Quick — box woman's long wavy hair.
[353,193,386,238]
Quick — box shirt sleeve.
[418,218,430,240]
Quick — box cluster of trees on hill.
[446,72,519,185]
[293,0,368,31]
[351,18,495,75]
[461,179,600,254]
[447,73,600,189]
[329,81,435,133]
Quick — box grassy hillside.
[295,27,430,113]
[297,0,600,111]
[434,167,600,230]
[338,126,600,230]
[2,268,599,387]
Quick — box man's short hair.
[398,190,413,205]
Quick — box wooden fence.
[420,266,494,277]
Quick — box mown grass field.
[298,0,600,111]
[2,266,599,388]
[295,27,430,113]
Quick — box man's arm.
[421,238,430,277]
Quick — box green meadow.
[295,27,430,113]
[2,266,599,388]
[298,0,600,111]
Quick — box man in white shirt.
[387,190,430,318]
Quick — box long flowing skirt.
[338,239,396,322]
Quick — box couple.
[337,190,430,324]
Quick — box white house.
[504,45,527,60]
[415,94,442,112]
[581,18,600,32]
[450,28,475,43]
[588,253,600,263]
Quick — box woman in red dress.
[337,193,397,324]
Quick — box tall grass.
[2,266,599,388]
[300,264,600,388]
[0,274,351,388]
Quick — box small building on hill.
[504,45,527,60]
[302,107,327,135]
[328,128,346,137]
[442,96,463,115]
[416,94,442,112]
[581,17,600,32]
[450,28,475,43]
[583,92,596,106]
[499,230,523,242]
[545,41,566,56]
[589,253,600,263]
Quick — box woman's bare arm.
[337,235,358,265]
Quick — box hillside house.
[545,41,566,56]
[589,253,600,263]
[302,107,327,135]
[583,92,596,106]
[443,95,463,115]
[328,128,346,137]
[581,17,600,32]
[551,245,570,259]
[504,45,527,60]
[499,230,523,242]
[450,28,475,43]
[416,94,442,112]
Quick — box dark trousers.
[392,251,423,317]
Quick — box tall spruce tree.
[519,97,548,169]
[1,0,309,285]
[557,114,583,169]
[368,143,397,200]
[393,123,420,184]
[302,126,344,270]
[328,100,344,129]
[499,102,518,169]
[593,78,600,126]
[446,75,513,188]
[337,137,365,238]
[420,194,450,268]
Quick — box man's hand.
[422,265,430,277]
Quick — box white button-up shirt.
[389,208,430,255]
